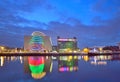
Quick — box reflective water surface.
[0,55,120,82]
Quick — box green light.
[67,60,74,66]
[29,64,44,74]
[29,36,44,44]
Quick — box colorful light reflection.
[28,56,45,79]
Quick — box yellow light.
[69,50,72,53]
[99,47,103,52]
[73,51,77,53]
[68,56,72,60]
[66,48,72,53]
[83,48,89,53]
[74,56,77,59]
[0,56,4,66]
[83,56,89,61]
[31,72,46,79]
[50,62,53,72]
[1,46,4,50]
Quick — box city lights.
[0,31,120,55]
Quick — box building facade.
[57,36,77,53]
[24,31,52,52]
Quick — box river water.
[0,55,120,82]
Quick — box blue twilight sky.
[0,0,120,48]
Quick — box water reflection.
[82,55,120,65]
[58,56,78,72]
[24,56,52,79]
[0,56,23,66]
[1,55,120,68]
[0,54,120,81]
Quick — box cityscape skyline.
[0,0,120,48]
[0,31,119,49]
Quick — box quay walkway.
[0,52,120,56]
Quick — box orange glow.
[83,48,89,53]
[31,72,46,79]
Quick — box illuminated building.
[57,36,77,53]
[24,31,52,52]
[29,35,44,52]
[24,31,52,79]
[24,31,53,79]
[58,56,78,72]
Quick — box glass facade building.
[57,36,77,52]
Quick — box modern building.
[24,31,52,52]
[57,36,77,53]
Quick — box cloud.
[0,0,56,25]
[92,0,120,13]
[0,0,55,47]
[47,16,120,48]
[1,15,120,48]
[0,0,120,48]
[0,0,52,13]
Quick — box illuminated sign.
[58,39,76,41]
